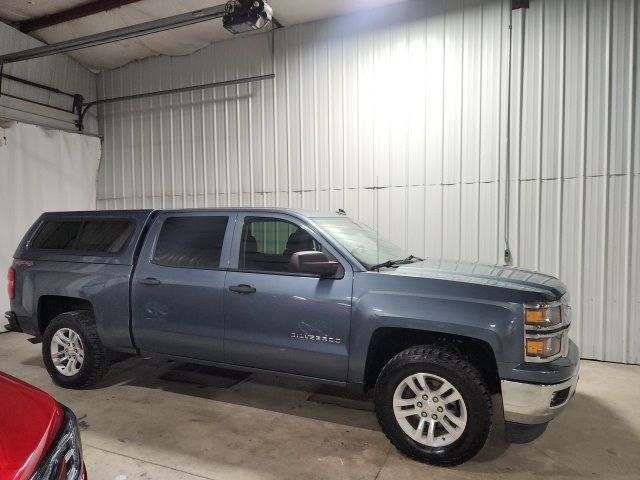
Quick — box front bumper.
[501,360,580,425]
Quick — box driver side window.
[239,217,320,273]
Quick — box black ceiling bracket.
[73,94,86,130]
[73,94,85,116]
[76,104,92,132]
[512,0,529,9]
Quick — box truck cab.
[6,208,580,466]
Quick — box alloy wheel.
[392,372,467,447]
[50,327,85,377]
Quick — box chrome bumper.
[501,362,580,425]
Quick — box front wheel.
[374,345,492,466]
[42,310,111,389]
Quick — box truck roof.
[44,207,346,219]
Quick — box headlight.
[30,406,84,480]
[526,334,562,358]
[524,303,562,329]
[524,300,571,363]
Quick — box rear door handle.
[140,277,161,286]
[229,284,256,294]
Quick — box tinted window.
[75,221,134,253]
[153,216,229,269]
[240,218,320,273]
[31,220,134,253]
[31,221,82,250]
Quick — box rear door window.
[31,220,134,254]
[153,216,229,269]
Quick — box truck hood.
[0,372,63,480]
[381,259,566,300]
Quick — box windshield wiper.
[369,255,424,271]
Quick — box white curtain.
[0,122,101,314]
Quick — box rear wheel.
[374,345,492,466]
[42,311,111,389]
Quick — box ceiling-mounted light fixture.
[223,0,273,34]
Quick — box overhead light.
[223,0,273,34]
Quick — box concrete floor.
[1,330,639,480]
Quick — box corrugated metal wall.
[0,22,98,134]
[96,0,639,364]
[509,0,639,364]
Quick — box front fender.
[347,274,523,385]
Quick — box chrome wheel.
[393,373,467,447]
[50,328,84,377]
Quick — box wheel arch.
[37,295,94,336]
[363,327,501,394]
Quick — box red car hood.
[0,372,63,480]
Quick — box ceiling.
[0,0,408,71]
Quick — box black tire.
[42,310,111,389]
[374,345,492,467]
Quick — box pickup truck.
[6,208,580,466]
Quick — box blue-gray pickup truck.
[6,208,579,466]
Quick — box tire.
[42,310,111,389]
[374,345,492,467]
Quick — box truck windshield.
[314,217,408,269]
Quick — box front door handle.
[229,284,256,294]
[140,277,161,286]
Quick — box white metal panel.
[96,0,639,364]
[0,22,98,133]
[510,0,639,364]
[0,122,101,313]
[631,174,640,361]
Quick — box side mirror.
[290,251,339,277]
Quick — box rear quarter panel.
[12,260,134,352]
